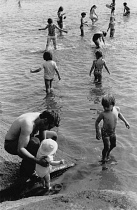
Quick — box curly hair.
[39,110,60,127]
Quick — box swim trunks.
[4,139,18,155]
[101,127,116,138]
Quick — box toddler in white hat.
[35,138,64,190]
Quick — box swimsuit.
[101,127,116,138]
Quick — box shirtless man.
[4,110,60,177]
[95,94,130,164]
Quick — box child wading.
[35,138,64,190]
[107,16,115,37]
[95,94,130,165]
[80,12,88,36]
[30,51,61,94]
[123,2,130,16]
[89,51,110,84]
[39,18,67,50]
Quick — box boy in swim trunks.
[80,12,88,36]
[95,94,130,164]
[107,16,115,37]
[89,51,110,84]
[39,18,67,50]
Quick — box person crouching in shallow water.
[4,110,60,178]
[95,94,130,164]
[35,138,64,190]
[30,51,61,95]
[92,31,107,49]
[89,50,110,84]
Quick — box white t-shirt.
[35,153,53,178]
[43,60,57,80]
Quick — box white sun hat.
[38,138,58,156]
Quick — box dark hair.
[90,5,96,11]
[58,6,63,12]
[47,18,53,24]
[95,50,102,59]
[40,110,60,127]
[81,12,86,17]
[123,2,127,6]
[102,31,107,37]
[43,51,52,61]
[102,94,115,108]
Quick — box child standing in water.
[57,6,66,35]
[80,12,88,36]
[35,138,64,190]
[30,51,61,94]
[95,94,130,164]
[123,2,130,16]
[107,16,115,37]
[110,0,115,15]
[39,18,67,50]
[90,5,98,25]
[89,51,110,84]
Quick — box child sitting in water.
[30,51,61,94]
[95,94,130,164]
[107,16,115,37]
[39,18,67,50]
[35,138,64,190]
[123,2,130,16]
[89,51,110,84]
[80,12,88,36]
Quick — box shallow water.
[1,0,137,201]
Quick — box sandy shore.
[1,189,137,210]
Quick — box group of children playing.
[29,2,131,189]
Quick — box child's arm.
[55,67,61,80]
[107,23,110,32]
[49,159,65,166]
[103,61,110,74]
[117,107,130,129]
[89,61,95,76]
[30,67,42,73]
[83,21,89,27]
[39,25,48,31]
[55,24,68,33]
[102,36,105,45]
[95,113,103,140]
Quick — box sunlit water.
[1,0,137,200]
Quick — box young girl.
[57,6,66,35]
[30,51,61,94]
[39,18,67,50]
[90,5,98,24]
[89,51,110,84]
[80,12,88,36]
[35,138,64,190]
[107,16,115,37]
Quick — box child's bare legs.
[102,137,110,163]
[110,29,115,37]
[44,79,51,94]
[46,37,51,50]
[106,134,116,159]
[43,173,51,190]
[52,37,57,50]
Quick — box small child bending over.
[95,94,130,164]
[30,51,61,94]
[89,51,110,84]
[35,138,64,190]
